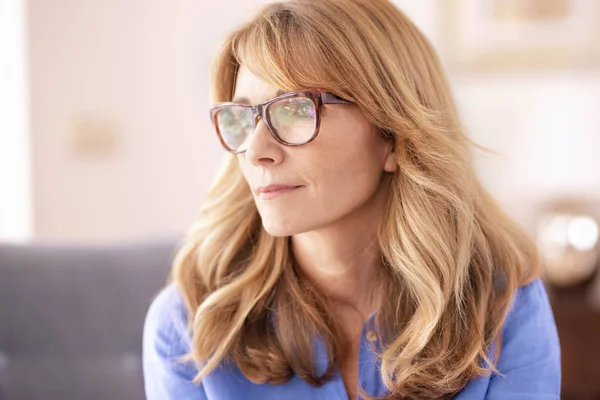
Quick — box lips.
[256,184,302,199]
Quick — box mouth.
[256,184,303,200]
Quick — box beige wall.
[454,72,600,228]
[28,0,271,241]
[25,0,600,243]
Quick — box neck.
[290,179,389,319]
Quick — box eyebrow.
[233,89,287,105]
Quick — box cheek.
[236,156,252,184]
[309,142,384,208]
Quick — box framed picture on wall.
[439,0,600,72]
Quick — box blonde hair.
[171,0,540,398]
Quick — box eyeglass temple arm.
[321,92,352,104]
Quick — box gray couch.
[0,239,179,400]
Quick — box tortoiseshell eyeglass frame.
[209,89,353,154]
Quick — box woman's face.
[234,65,395,237]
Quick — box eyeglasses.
[209,89,353,153]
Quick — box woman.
[143,0,561,398]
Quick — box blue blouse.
[143,278,561,399]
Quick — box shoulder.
[143,284,192,360]
[502,277,559,346]
[487,278,561,397]
[143,286,208,399]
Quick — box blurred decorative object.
[440,0,600,71]
[537,199,600,398]
[537,211,599,287]
[534,198,600,295]
[68,113,121,159]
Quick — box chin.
[261,220,299,237]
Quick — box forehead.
[232,65,285,105]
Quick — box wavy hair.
[171,0,540,398]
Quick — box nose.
[244,117,284,167]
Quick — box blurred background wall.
[2,1,600,399]
[1,0,598,243]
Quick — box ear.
[379,128,397,173]
[383,149,396,173]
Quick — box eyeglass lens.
[215,96,317,152]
